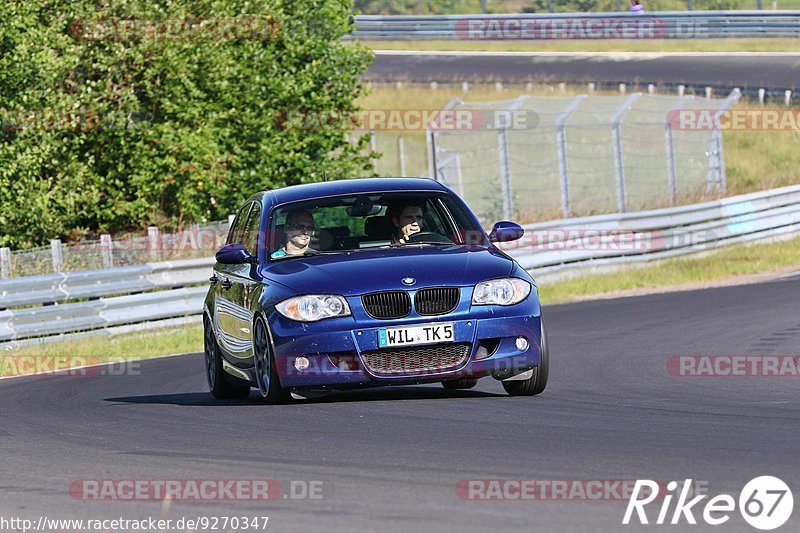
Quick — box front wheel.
[253,317,290,404]
[204,317,251,400]
[502,317,549,397]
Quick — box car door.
[214,202,254,360]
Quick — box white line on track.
[374,50,800,58]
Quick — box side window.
[227,203,252,245]
[242,203,262,256]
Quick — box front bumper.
[267,298,542,389]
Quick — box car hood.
[260,246,514,296]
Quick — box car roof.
[262,177,450,205]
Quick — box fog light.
[294,357,310,371]
[475,345,490,360]
[515,337,529,351]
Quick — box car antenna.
[323,169,328,182]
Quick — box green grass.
[363,39,800,53]
[538,234,800,303]
[725,128,800,195]
[1,324,202,377]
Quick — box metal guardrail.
[503,184,800,279]
[2,184,800,344]
[352,11,800,39]
[0,257,214,309]
[0,287,206,343]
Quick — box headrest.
[364,216,394,239]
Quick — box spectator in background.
[630,0,644,14]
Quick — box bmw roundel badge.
[402,277,416,286]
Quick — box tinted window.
[268,192,487,259]
[242,203,262,256]
[227,203,252,245]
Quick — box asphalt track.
[366,51,800,92]
[2,275,799,532]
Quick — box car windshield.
[268,191,488,259]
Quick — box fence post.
[369,131,378,170]
[707,89,741,195]
[555,95,587,218]
[0,248,11,279]
[50,239,63,273]
[398,136,407,177]
[100,233,114,269]
[714,129,726,195]
[665,124,677,205]
[665,95,695,205]
[611,93,642,213]
[495,95,529,221]
[497,126,513,220]
[147,226,160,261]
[427,130,438,180]
[454,152,465,198]
[428,97,462,180]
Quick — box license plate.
[378,323,454,348]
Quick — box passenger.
[271,209,316,259]
[389,201,425,245]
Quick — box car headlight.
[472,278,531,306]
[276,295,351,322]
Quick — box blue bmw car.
[203,178,548,402]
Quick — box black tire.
[502,317,549,397]
[442,378,478,390]
[253,317,290,404]
[204,317,251,400]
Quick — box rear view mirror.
[489,221,524,243]
[216,243,257,265]
[346,197,381,217]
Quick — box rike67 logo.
[623,477,794,530]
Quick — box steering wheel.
[406,231,453,244]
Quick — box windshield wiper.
[382,241,452,248]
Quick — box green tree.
[0,0,374,249]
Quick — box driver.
[271,209,316,259]
[390,201,425,245]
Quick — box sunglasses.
[286,223,315,232]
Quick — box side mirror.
[216,243,257,265]
[489,221,524,243]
